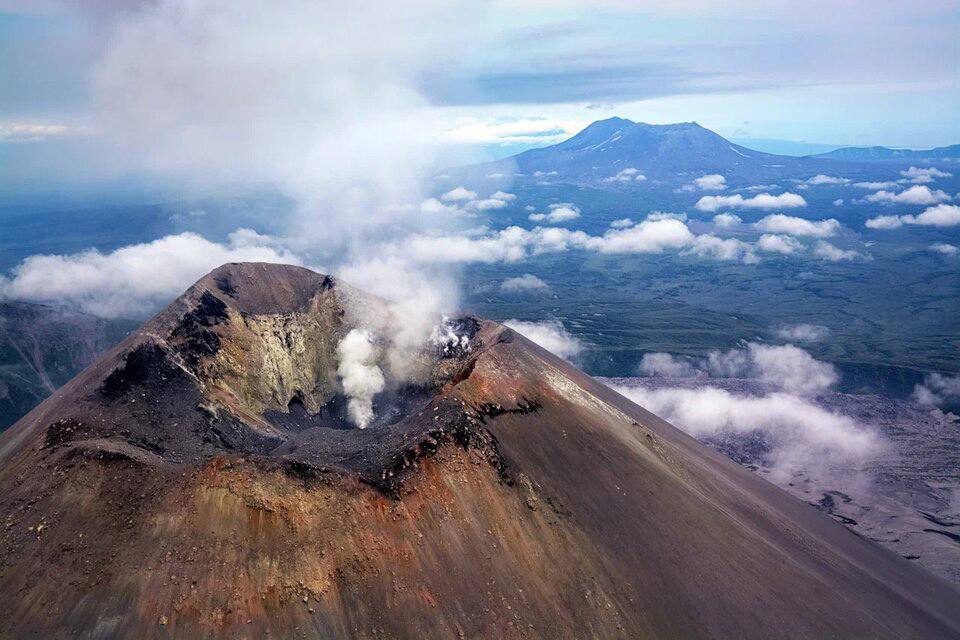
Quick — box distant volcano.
[1,262,958,639]
[469,117,804,182]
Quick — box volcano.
[1,262,958,639]
[467,117,806,183]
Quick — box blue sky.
[1,0,958,183]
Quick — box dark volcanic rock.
[1,263,959,639]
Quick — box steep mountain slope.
[814,144,960,160]
[1,262,958,639]
[0,302,134,429]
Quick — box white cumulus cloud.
[757,234,803,254]
[0,230,303,318]
[500,274,549,293]
[813,241,862,262]
[900,166,952,184]
[695,192,807,213]
[712,213,742,228]
[754,214,840,237]
[529,202,581,224]
[866,204,960,229]
[865,185,951,205]
[694,174,727,190]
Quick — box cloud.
[813,241,862,262]
[503,319,582,361]
[801,174,849,185]
[714,342,839,394]
[864,215,903,230]
[646,211,688,222]
[930,242,959,256]
[591,217,695,254]
[900,166,952,184]
[865,185,951,205]
[638,342,839,396]
[441,186,478,202]
[0,230,303,317]
[469,191,517,211]
[866,204,960,229]
[776,324,830,342]
[528,202,581,224]
[609,218,635,229]
[638,352,703,378]
[693,174,727,191]
[438,116,583,145]
[712,213,742,228]
[500,274,549,293]
[59,0,506,336]
[688,234,759,264]
[603,167,647,183]
[832,198,844,206]
[695,192,806,212]
[0,122,75,143]
[379,215,759,265]
[913,373,960,409]
[611,381,881,481]
[754,214,840,237]
[88,0,486,256]
[757,233,803,254]
[618,341,878,481]
[853,181,899,190]
[905,203,960,227]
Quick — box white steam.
[336,329,386,429]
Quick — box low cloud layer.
[865,204,960,229]
[930,242,959,256]
[776,324,830,342]
[612,382,882,481]
[754,214,840,238]
[638,342,839,395]
[500,274,549,293]
[865,185,951,205]
[503,319,583,361]
[694,174,727,191]
[695,192,807,213]
[0,230,302,317]
[813,241,863,262]
[617,340,881,481]
[913,373,960,409]
[801,174,849,186]
[529,203,581,224]
[900,166,952,184]
[603,167,646,183]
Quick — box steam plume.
[336,329,385,428]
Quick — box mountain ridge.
[812,143,960,160]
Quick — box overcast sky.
[1,0,958,178]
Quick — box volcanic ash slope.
[1,262,958,639]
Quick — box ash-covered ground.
[605,377,960,584]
